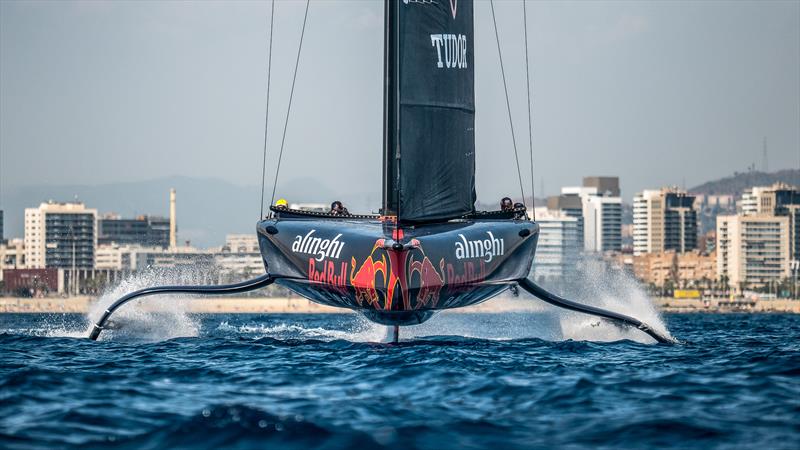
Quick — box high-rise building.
[633,188,697,256]
[532,208,582,279]
[582,176,620,197]
[584,195,622,252]
[24,201,97,269]
[560,182,622,253]
[741,183,800,260]
[546,194,584,246]
[716,214,790,291]
[98,215,170,248]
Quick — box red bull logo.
[409,256,445,308]
[446,260,488,293]
[307,259,348,294]
[348,238,446,311]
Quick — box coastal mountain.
[689,169,799,196]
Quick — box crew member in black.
[513,202,527,220]
[500,197,513,211]
[330,201,350,216]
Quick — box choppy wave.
[1,313,798,449]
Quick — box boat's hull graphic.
[257,217,538,326]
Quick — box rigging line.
[523,0,536,221]
[490,0,527,209]
[259,0,276,219]
[269,0,310,209]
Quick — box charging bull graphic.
[409,256,446,309]
[349,238,445,311]
[350,241,387,309]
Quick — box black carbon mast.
[382,0,399,217]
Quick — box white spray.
[84,266,204,341]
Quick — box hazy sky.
[1,0,799,206]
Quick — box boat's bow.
[257,212,538,325]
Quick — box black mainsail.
[384,0,476,223]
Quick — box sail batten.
[383,0,476,223]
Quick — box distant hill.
[690,169,799,196]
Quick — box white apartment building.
[222,234,260,253]
[716,214,790,290]
[560,186,622,253]
[584,195,622,252]
[532,208,582,279]
[24,202,97,269]
[215,234,264,277]
[95,244,169,271]
[633,188,697,256]
[740,183,800,261]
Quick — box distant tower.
[762,137,768,172]
[169,188,177,250]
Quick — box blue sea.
[1,312,798,449]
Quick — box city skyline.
[1,169,797,247]
[3,179,797,297]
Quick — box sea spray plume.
[398,259,673,344]
[537,258,673,343]
[85,264,214,341]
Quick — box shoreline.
[0,296,798,314]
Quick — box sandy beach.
[1,296,798,314]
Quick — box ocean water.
[1,312,798,449]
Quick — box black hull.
[257,213,538,326]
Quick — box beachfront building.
[716,214,790,291]
[741,183,800,260]
[558,176,622,253]
[583,195,623,253]
[532,208,582,279]
[24,201,97,270]
[215,234,264,279]
[98,214,170,248]
[632,250,716,288]
[633,188,697,256]
[546,193,584,247]
[0,238,25,282]
[95,244,169,271]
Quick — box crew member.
[500,197,513,212]
[513,202,527,220]
[275,198,288,209]
[330,201,349,216]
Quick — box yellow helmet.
[275,198,288,207]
